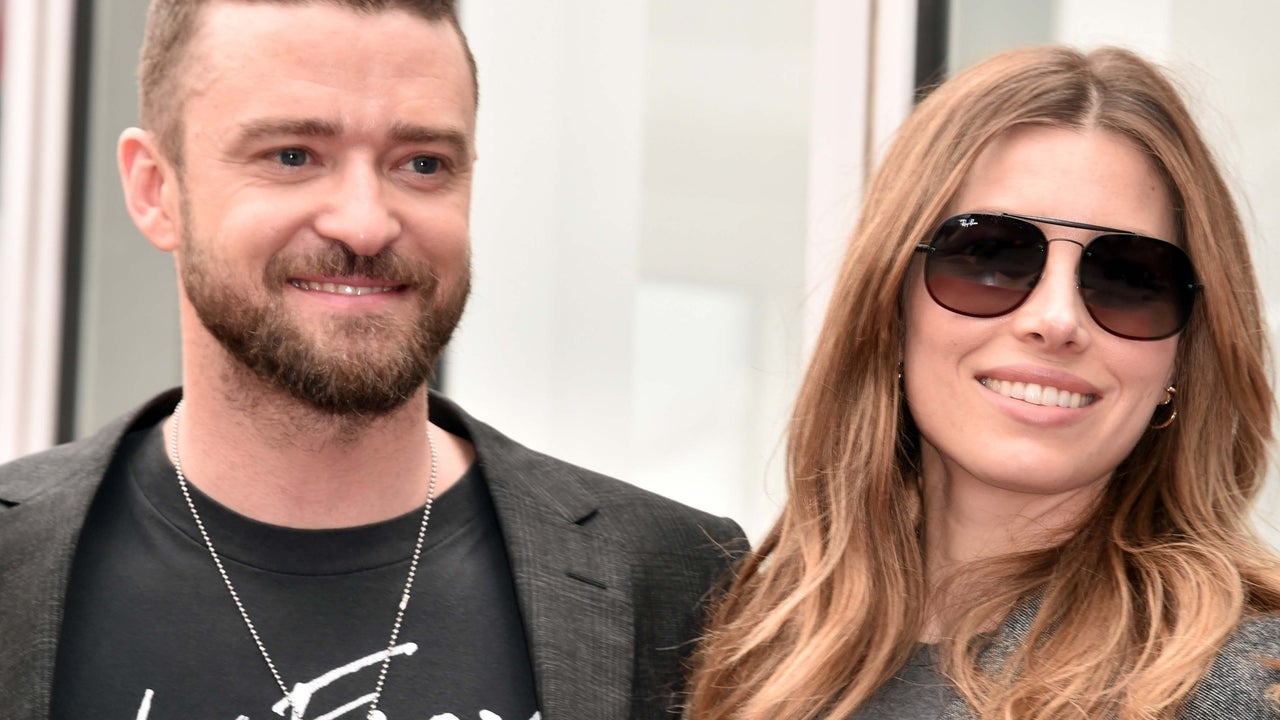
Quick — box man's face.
[170,2,475,416]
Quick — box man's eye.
[408,156,441,175]
[277,148,309,167]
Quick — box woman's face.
[903,125,1180,505]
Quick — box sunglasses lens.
[924,215,1044,317]
[1079,235,1196,340]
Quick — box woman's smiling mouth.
[979,377,1098,408]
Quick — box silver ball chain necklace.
[168,399,438,720]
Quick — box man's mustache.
[264,244,437,289]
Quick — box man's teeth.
[979,378,1096,408]
[290,280,396,296]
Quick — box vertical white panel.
[452,1,645,477]
[805,0,913,347]
[0,0,76,460]
[631,283,757,526]
[804,0,873,352]
[456,2,823,535]
[0,1,40,460]
[450,2,559,444]
[633,0,817,537]
[869,0,919,164]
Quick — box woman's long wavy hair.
[686,45,1280,720]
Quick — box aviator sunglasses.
[915,212,1201,341]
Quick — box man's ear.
[118,127,181,252]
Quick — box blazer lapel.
[494,497,636,720]
[0,479,99,719]
[0,390,181,719]
[434,397,635,720]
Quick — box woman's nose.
[1008,239,1093,351]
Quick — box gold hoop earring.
[1150,386,1177,430]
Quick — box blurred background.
[1,0,1276,543]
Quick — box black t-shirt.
[50,421,540,720]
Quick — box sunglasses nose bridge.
[1043,237,1088,285]
[1044,236,1087,251]
[1011,240,1095,338]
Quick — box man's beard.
[180,228,470,417]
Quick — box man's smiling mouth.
[289,280,401,296]
[979,377,1097,408]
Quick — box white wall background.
[453,1,829,539]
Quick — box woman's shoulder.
[1230,614,1280,651]
[1180,614,1280,719]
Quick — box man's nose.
[313,161,401,256]
[1008,239,1093,351]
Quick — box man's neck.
[169,372,473,529]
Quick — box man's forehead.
[177,2,476,122]
[182,2,472,91]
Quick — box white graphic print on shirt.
[131,643,541,720]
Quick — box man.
[0,1,745,718]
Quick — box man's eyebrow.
[233,118,342,144]
[230,118,473,160]
[388,122,473,159]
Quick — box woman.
[687,46,1280,719]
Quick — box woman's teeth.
[979,377,1096,408]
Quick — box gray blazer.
[0,389,747,719]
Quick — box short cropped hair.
[138,0,478,167]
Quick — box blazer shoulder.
[1182,614,1280,719]
[565,462,748,554]
[430,392,749,558]
[0,435,100,502]
[0,429,119,506]
[0,389,181,507]
[500,442,748,561]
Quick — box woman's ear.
[118,127,181,252]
